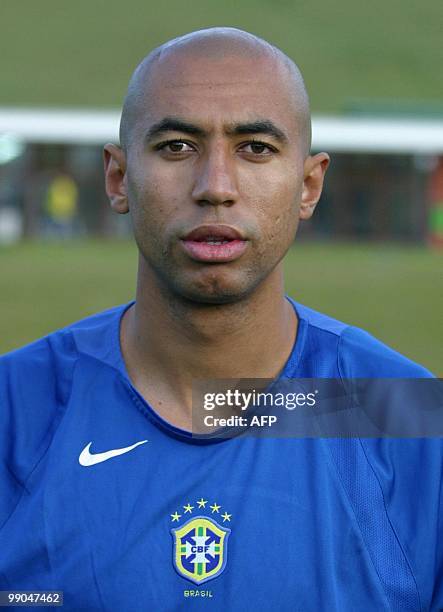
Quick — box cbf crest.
[170,498,232,584]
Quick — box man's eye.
[240,142,275,155]
[157,140,195,153]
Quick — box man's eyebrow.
[226,120,289,144]
[144,117,289,144]
[145,117,206,141]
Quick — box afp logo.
[170,499,231,585]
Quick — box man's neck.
[120,263,297,429]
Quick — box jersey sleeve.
[337,325,442,608]
[0,332,77,530]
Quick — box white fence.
[1,108,443,154]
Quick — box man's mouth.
[181,225,248,263]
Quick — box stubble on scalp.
[119,27,312,156]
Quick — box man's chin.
[154,264,263,306]
[178,286,250,306]
[172,276,257,306]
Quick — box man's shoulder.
[291,300,434,378]
[337,325,433,377]
[0,303,129,371]
[0,303,130,499]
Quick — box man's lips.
[183,224,245,242]
[181,224,248,263]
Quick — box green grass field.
[1,240,441,375]
[1,0,442,112]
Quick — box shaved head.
[119,27,311,155]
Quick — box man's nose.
[191,145,239,206]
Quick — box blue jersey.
[0,299,441,611]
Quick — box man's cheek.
[256,192,298,236]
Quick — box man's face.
[112,50,325,304]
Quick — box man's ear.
[103,143,129,214]
[299,152,330,220]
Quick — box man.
[0,28,441,611]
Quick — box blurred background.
[0,0,442,373]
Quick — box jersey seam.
[300,329,392,608]
[74,349,123,378]
[358,438,423,612]
[336,331,422,611]
[320,446,392,610]
[304,319,350,340]
[0,356,79,535]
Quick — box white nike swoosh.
[79,440,148,466]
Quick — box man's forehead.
[140,54,299,126]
